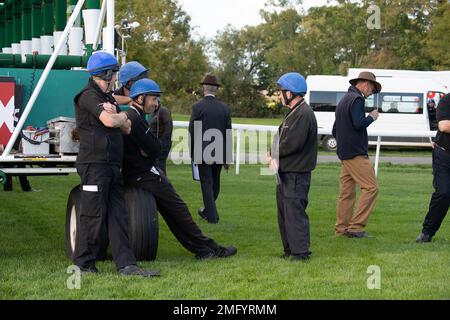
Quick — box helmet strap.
[282,90,294,106]
[124,80,133,91]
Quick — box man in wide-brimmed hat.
[332,71,381,238]
[189,74,232,224]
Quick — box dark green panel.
[0,67,89,127]
[5,0,12,47]
[55,0,67,31]
[12,0,21,43]
[0,5,5,48]
[42,0,53,35]
[31,0,42,38]
[21,0,32,40]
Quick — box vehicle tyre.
[322,135,337,152]
[65,185,108,262]
[124,187,159,261]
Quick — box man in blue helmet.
[113,61,149,106]
[74,51,159,277]
[267,72,318,261]
[114,62,173,174]
[112,78,237,260]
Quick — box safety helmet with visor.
[277,72,307,105]
[86,51,120,82]
[119,61,149,89]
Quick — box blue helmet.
[119,61,149,86]
[130,78,162,99]
[277,72,307,95]
[87,51,120,76]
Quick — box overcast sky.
[178,0,329,39]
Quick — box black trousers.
[276,172,312,256]
[75,164,136,270]
[198,163,222,223]
[126,170,219,256]
[422,147,450,237]
[3,165,31,192]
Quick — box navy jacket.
[332,86,374,160]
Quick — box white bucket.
[40,35,54,54]
[32,38,41,53]
[82,9,101,45]
[12,43,21,54]
[68,27,84,56]
[53,31,68,55]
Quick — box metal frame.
[0,1,115,182]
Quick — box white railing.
[173,121,436,176]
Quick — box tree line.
[116,0,450,117]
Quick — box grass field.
[0,163,449,300]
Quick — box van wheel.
[322,135,337,152]
[124,187,159,261]
[65,185,108,262]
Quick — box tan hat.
[200,74,221,87]
[349,71,382,93]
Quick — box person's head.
[118,61,149,93]
[129,78,162,114]
[427,98,436,108]
[276,72,307,107]
[349,71,382,98]
[86,51,120,92]
[200,74,221,96]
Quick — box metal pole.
[236,129,241,175]
[92,0,107,51]
[374,136,381,177]
[1,0,87,158]
[104,0,115,54]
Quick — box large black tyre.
[322,135,337,152]
[124,187,159,261]
[65,185,108,262]
[65,185,81,261]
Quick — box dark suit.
[189,95,232,223]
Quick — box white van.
[305,75,448,151]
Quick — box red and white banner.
[0,77,15,147]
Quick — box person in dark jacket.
[416,93,450,243]
[74,51,158,277]
[267,72,318,261]
[427,99,438,131]
[113,61,173,174]
[117,78,237,259]
[332,71,380,238]
[149,101,173,175]
[189,75,232,224]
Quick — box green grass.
[1,163,449,299]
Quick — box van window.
[310,91,375,112]
[310,91,342,112]
[378,92,423,114]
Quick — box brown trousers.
[335,156,378,234]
